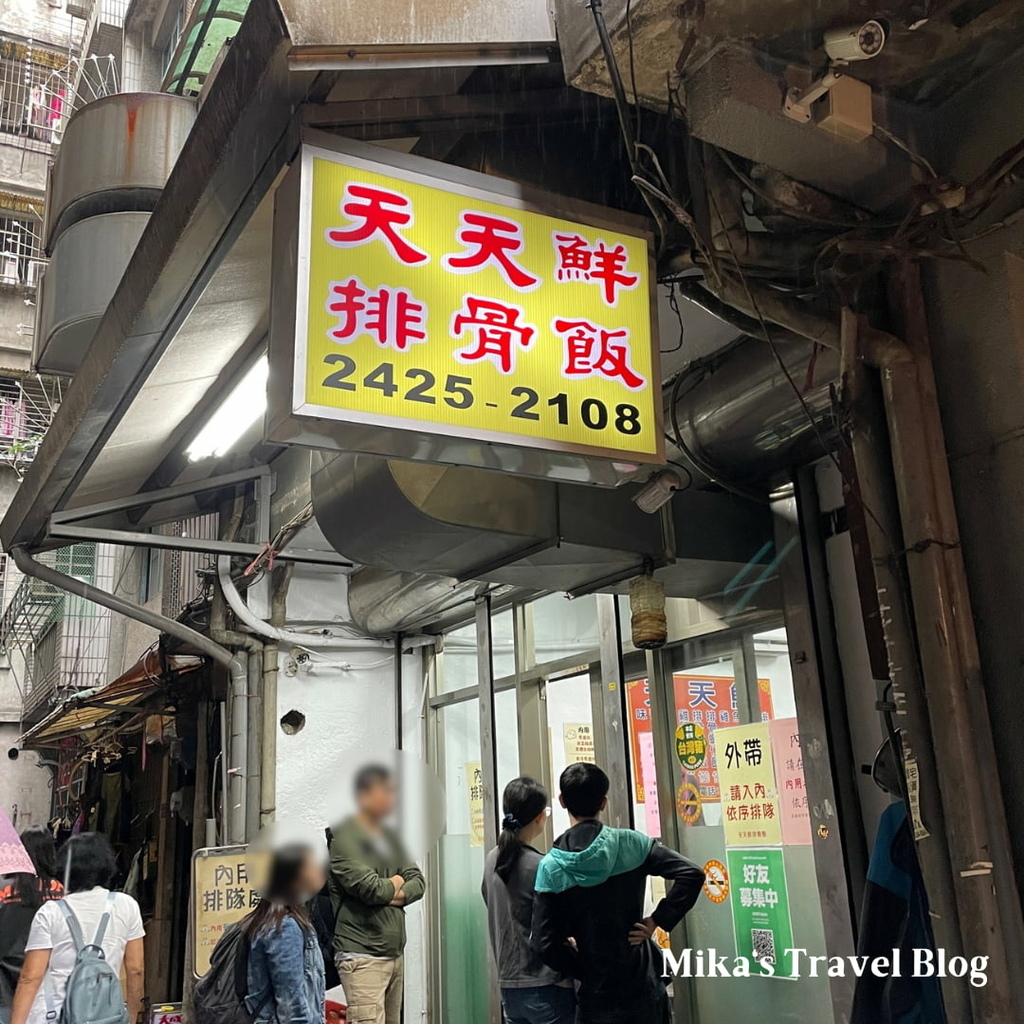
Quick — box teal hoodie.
[534,825,654,894]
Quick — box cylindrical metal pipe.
[669,334,839,481]
[13,548,251,843]
[244,648,263,839]
[879,272,1023,1018]
[837,309,970,1020]
[260,643,278,828]
[10,544,251,845]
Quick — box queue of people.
[483,763,706,1024]
[2,761,702,1024]
[197,763,422,1024]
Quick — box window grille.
[0,215,44,287]
[0,39,72,154]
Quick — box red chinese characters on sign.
[443,211,540,291]
[326,183,429,266]
[326,278,427,351]
[451,296,536,374]
[554,318,646,390]
[553,232,639,306]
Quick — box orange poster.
[626,675,774,806]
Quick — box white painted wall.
[272,563,430,1021]
[0,722,52,829]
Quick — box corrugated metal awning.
[19,649,203,747]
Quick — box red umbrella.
[0,806,35,875]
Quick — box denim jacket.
[246,916,325,1024]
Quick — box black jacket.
[531,822,705,1023]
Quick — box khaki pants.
[337,955,404,1024]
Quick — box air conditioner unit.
[25,259,46,288]
[0,254,17,285]
[66,1,91,18]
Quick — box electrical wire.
[706,183,840,466]
[662,282,685,353]
[587,0,670,246]
[872,123,938,180]
[715,147,869,230]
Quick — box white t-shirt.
[25,888,145,1024]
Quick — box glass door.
[639,627,835,1023]
[544,672,595,837]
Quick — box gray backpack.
[46,893,130,1024]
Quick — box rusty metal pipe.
[880,268,1024,1020]
[838,309,971,1021]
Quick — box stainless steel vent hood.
[311,450,772,605]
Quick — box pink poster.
[770,717,812,845]
[638,731,661,837]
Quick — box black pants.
[578,990,671,1024]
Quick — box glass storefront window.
[430,592,845,1024]
[492,607,516,681]
[495,686,520,797]
[435,699,489,1022]
[529,593,599,669]
[632,626,834,1022]
[438,621,477,692]
[544,672,593,836]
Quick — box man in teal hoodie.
[532,762,705,1024]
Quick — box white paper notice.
[639,731,661,837]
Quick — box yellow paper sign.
[466,761,485,847]
[290,145,660,465]
[563,722,596,764]
[192,846,255,977]
[715,723,783,847]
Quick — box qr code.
[751,928,776,964]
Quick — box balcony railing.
[0,375,64,477]
[0,543,115,723]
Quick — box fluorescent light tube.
[185,355,269,462]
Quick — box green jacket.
[328,816,425,958]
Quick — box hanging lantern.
[629,573,667,649]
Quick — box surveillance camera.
[824,20,887,63]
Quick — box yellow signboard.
[466,761,485,847]
[715,723,783,847]
[192,846,256,976]
[286,143,661,467]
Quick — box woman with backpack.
[8,832,144,1024]
[481,777,575,1024]
[241,842,328,1024]
[0,827,64,1023]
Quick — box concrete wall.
[1,0,83,48]
[0,143,49,198]
[0,286,35,368]
[0,458,49,827]
[0,722,52,827]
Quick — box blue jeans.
[502,985,576,1024]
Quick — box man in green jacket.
[329,764,425,1024]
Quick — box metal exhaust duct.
[331,332,838,636]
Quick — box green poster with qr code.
[726,848,796,979]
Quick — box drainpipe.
[878,267,1024,1018]
[10,545,250,846]
[260,565,292,829]
[208,560,262,842]
[838,316,970,1020]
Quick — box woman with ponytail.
[481,777,575,1024]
